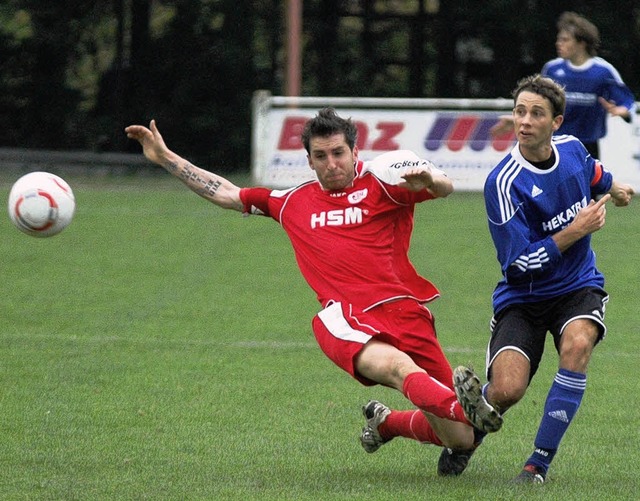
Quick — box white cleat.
[360,400,392,453]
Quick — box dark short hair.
[557,11,600,56]
[512,74,566,118]
[301,108,358,153]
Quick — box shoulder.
[250,180,319,219]
[552,134,581,146]
[270,181,315,198]
[542,57,564,74]
[592,56,618,71]
[364,150,422,169]
[362,150,428,184]
[591,57,626,80]
[552,135,588,156]
[484,153,525,222]
[485,144,535,198]
[362,150,436,185]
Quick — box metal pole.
[285,0,302,96]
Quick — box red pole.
[286,0,302,96]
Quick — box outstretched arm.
[489,114,515,137]
[125,120,244,211]
[598,97,632,122]
[399,166,454,198]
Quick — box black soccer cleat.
[437,447,476,476]
[513,464,546,484]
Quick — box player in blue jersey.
[491,12,636,159]
[454,74,633,483]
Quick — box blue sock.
[526,368,586,474]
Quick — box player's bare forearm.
[598,97,632,122]
[126,120,243,211]
[165,157,243,211]
[426,174,454,198]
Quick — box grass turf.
[1,172,638,500]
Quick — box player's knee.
[355,342,415,389]
[561,321,598,353]
[560,334,595,359]
[559,331,596,371]
[488,380,526,412]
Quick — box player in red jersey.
[125,108,500,475]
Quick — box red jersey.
[240,150,442,310]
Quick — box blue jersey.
[484,135,613,313]
[542,57,636,144]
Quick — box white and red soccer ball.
[8,171,76,237]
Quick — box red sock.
[402,371,468,424]
[380,410,443,446]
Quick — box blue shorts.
[486,287,608,382]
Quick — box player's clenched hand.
[573,194,610,235]
[125,120,170,166]
[608,182,634,207]
[598,97,631,120]
[399,167,434,192]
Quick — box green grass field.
[1,172,639,500]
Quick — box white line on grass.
[5,333,639,358]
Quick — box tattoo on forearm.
[200,179,222,197]
[176,162,222,198]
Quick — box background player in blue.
[455,74,633,484]
[491,11,636,159]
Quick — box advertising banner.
[252,92,640,191]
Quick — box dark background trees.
[0,0,638,171]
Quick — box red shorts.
[312,299,453,388]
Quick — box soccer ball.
[7,171,76,237]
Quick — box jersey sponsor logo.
[390,159,422,169]
[347,188,368,204]
[310,207,364,229]
[541,197,587,232]
[565,91,598,106]
[424,114,516,152]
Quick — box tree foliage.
[0,0,638,170]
